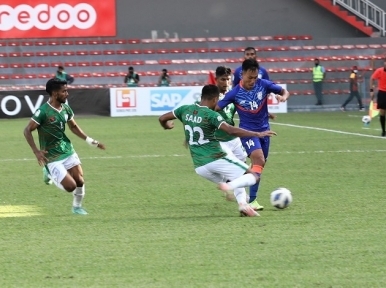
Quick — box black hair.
[128,66,134,70]
[58,66,64,70]
[201,84,220,100]
[242,59,259,72]
[46,78,67,95]
[215,66,231,78]
[314,58,319,61]
[244,47,256,53]
[162,68,167,73]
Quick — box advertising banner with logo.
[110,85,287,117]
[0,0,116,38]
[0,89,109,118]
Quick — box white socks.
[233,188,248,205]
[73,185,85,208]
[227,174,257,190]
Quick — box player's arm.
[219,122,276,138]
[215,89,236,111]
[267,81,290,102]
[134,74,140,84]
[23,120,48,166]
[370,70,379,100]
[159,111,176,129]
[67,119,105,150]
[232,68,240,87]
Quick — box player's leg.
[47,161,76,192]
[230,138,247,163]
[341,91,354,111]
[354,91,364,110]
[377,91,386,137]
[42,166,53,185]
[64,153,87,215]
[241,136,265,210]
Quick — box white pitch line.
[2,150,386,163]
[271,122,385,139]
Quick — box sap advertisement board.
[110,85,287,117]
[0,0,116,38]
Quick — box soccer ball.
[362,115,371,125]
[270,188,293,209]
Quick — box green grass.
[1,111,386,288]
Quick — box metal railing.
[333,0,386,36]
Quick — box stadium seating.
[0,35,384,95]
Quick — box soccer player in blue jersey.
[217,59,290,211]
[233,47,269,87]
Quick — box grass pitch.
[1,111,386,288]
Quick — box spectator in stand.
[158,69,171,86]
[312,58,326,105]
[370,59,386,137]
[124,66,140,87]
[55,66,74,84]
[340,66,364,111]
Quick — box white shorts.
[195,154,249,184]
[220,138,247,162]
[47,153,81,184]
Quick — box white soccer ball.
[362,115,371,125]
[270,188,293,209]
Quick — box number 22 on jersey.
[184,125,209,145]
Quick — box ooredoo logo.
[0,3,97,31]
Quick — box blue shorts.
[240,136,270,160]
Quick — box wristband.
[86,136,98,147]
[370,89,374,92]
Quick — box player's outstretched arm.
[219,122,276,138]
[23,120,48,166]
[67,119,105,150]
[275,89,290,102]
[159,112,176,130]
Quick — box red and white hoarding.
[0,0,116,38]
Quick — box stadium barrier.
[109,85,287,117]
[0,89,110,118]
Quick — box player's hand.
[96,142,106,150]
[256,130,277,138]
[34,150,48,166]
[164,120,174,129]
[275,94,287,102]
[269,113,276,120]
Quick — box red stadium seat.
[146,71,158,76]
[221,37,233,42]
[48,40,60,46]
[247,36,260,41]
[159,60,172,65]
[38,74,52,79]
[21,41,34,46]
[171,59,185,64]
[342,45,355,49]
[168,38,180,43]
[234,37,246,41]
[10,63,22,68]
[355,44,368,49]
[170,48,182,54]
[157,49,169,54]
[92,72,105,77]
[64,62,77,67]
[78,62,90,67]
[8,41,20,46]
[63,51,75,56]
[273,35,286,40]
[91,61,103,67]
[210,48,222,53]
[76,51,89,56]
[24,74,37,79]
[37,62,50,68]
[11,74,23,79]
[90,50,102,55]
[302,46,315,50]
[198,59,212,63]
[61,40,74,45]
[131,60,144,65]
[260,36,273,41]
[78,72,92,77]
[328,45,342,50]
[172,70,188,75]
[141,39,153,44]
[181,38,194,42]
[88,39,101,45]
[129,49,141,54]
[299,35,312,40]
[194,38,206,42]
[369,44,381,49]
[197,48,209,53]
[286,35,300,40]
[0,41,6,47]
[185,59,198,64]
[0,74,10,80]
[225,58,243,63]
[75,40,87,45]
[145,60,158,65]
[115,39,127,44]
[155,38,167,43]
[143,49,156,54]
[23,63,36,68]
[116,50,129,55]
[104,61,117,66]
[207,37,220,42]
[50,62,62,68]
[9,52,21,57]
[289,46,302,51]
[49,51,61,56]
[183,48,196,53]
[118,61,130,66]
[316,45,329,50]
[103,50,116,55]
[223,47,236,52]
[101,39,115,45]
[263,47,276,52]
[212,58,225,63]
[276,46,289,51]
[36,51,48,57]
[0,63,9,68]
[106,72,119,77]
[128,39,141,44]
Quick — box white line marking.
[3,150,386,163]
[271,122,385,139]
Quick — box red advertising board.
[0,0,116,38]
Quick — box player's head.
[57,65,64,73]
[128,66,134,73]
[215,66,232,93]
[353,65,358,73]
[200,84,220,109]
[244,47,256,60]
[241,59,259,90]
[314,58,320,66]
[46,78,68,103]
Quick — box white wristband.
[86,136,98,147]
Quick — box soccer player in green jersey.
[23,78,106,215]
[215,66,247,163]
[159,84,277,217]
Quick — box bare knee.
[249,150,265,167]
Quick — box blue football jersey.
[218,79,282,132]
